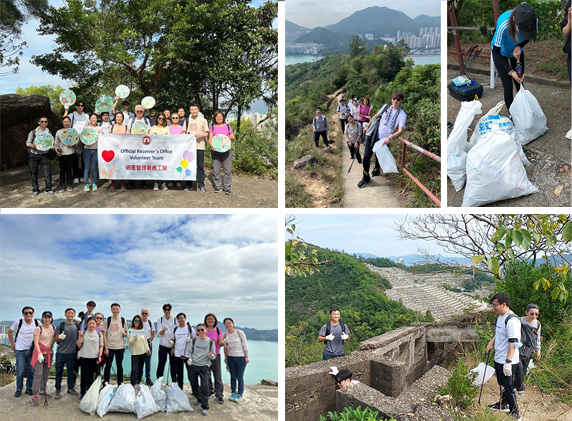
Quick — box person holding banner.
[128,315,151,386]
[54,116,75,192]
[26,116,54,196]
[209,111,235,194]
[83,114,102,192]
[183,105,209,193]
[150,113,170,191]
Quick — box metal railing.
[396,137,441,207]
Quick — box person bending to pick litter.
[318,308,350,360]
[486,293,522,421]
[491,2,538,110]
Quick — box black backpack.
[520,321,541,358]
[173,322,194,343]
[106,317,127,332]
[324,322,349,343]
[14,319,40,344]
[191,337,214,355]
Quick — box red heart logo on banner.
[102,150,115,162]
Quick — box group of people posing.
[7,301,249,415]
[312,91,407,189]
[27,101,235,196]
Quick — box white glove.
[168,339,174,346]
[37,354,44,364]
[328,366,339,376]
[186,337,191,343]
[222,338,229,345]
[64,104,69,110]
[503,363,512,377]
[186,358,192,366]
[341,333,349,340]
[59,333,67,340]
[325,333,335,341]
[162,325,168,330]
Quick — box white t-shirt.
[377,107,407,140]
[70,111,89,133]
[494,311,521,364]
[10,319,37,350]
[337,104,349,120]
[156,315,177,348]
[142,319,155,341]
[173,325,196,357]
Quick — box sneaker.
[517,385,525,395]
[109,183,115,191]
[224,189,231,195]
[67,387,78,395]
[357,176,370,188]
[32,191,39,197]
[59,187,65,193]
[73,178,79,185]
[121,184,126,192]
[31,395,39,405]
[183,188,191,192]
[84,184,90,192]
[216,397,224,404]
[511,412,522,421]
[229,393,236,402]
[161,182,168,191]
[371,168,381,177]
[214,188,222,193]
[488,402,510,412]
[66,186,73,192]
[46,190,54,195]
[55,390,61,399]
[202,409,208,416]
[92,184,97,191]
[39,390,50,397]
[199,187,207,193]
[25,389,32,396]
[153,182,159,191]
[14,390,22,397]
[234,394,243,403]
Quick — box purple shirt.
[169,125,184,134]
[205,327,224,354]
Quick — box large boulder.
[1,94,62,168]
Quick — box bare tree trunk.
[236,103,242,134]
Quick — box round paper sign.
[210,134,231,152]
[34,132,54,151]
[61,128,80,146]
[131,121,149,134]
[95,97,114,113]
[115,85,130,99]
[59,90,76,106]
[80,127,99,145]
[141,96,156,110]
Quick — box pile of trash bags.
[79,376,192,419]
[447,87,547,206]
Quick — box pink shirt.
[205,327,224,354]
[169,125,184,134]
[358,104,371,122]
[209,124,233,137]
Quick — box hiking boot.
[161,182,168,191]
[153,182,159,191]
[214,188,222,193]
[55,389,61,399]
[14,390,22,397]
[371,168,381,177]
[358,176,370,188]
[488,402,510,412]
[224,189,231,195]
[229,393,236,402]
[202,409,208,415]
[234,394,243,403]
[67,387,78,395]
[31,395,39,405]
[26,389,32,396]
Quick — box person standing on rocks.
[30,311,54,405]
[26,116,54,196]
[54,308,80,399]
[312,109,329,149]
[140,308,155,386]
[8,306,39,397]
[318,308,350,360]
[486,292,522,421]
[358,92,406,188]
[102,303,129,386]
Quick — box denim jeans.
[104,348,124,384]
[55,352,77,390]
[83,148,98,185]
[323,351,344,361]
[143,342,152,382]
[227,356,247,395]
[15,348,34,392]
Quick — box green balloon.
[176,166,183,173]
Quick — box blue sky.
[1,0,276,94]
[287,0,440,28]
[0,214,278,329]
[286,214,457,258]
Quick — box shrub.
[319,406,396,421]
[441,357,478,409]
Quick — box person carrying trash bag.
[491,2,538,111]
[358,92,406,188]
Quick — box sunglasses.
[172,117,179,119]
[157,118,164,121]
[23,311,33,315]
[529,312,539,316]
[196,328,205,332]
[87,304,95,307]
[136,110,143,113]
[40,120,48,123]
[95,317,103,320]
[77,105,84,107]
[392,98,402,102]
[141,312,148,314]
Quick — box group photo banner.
[97,134,197,180]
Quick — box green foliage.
[319,406,395,421]
[441,357,478,409]
[285,220,321,278]
[349,35,367,58]
[230,116,277,178]
[364,257,407,270]
[15,84,66,115]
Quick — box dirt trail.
[0,165,277,208]
[0,378,278,421]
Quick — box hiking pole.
[528,369,545,396]
[348,153,356,173]
[478,351,491,405]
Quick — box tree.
[0,0,47,75]
[396,214,572,301]
[348,35,366,58]
[285,216,330,277]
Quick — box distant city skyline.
[287,0,440,29]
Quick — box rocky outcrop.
[1,94,62,168]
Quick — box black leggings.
[362,138,381,177]
[493,51,525,110]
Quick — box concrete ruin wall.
[286,318,481,421]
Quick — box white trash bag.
[447,101,483,191]
[107,383,137,413]
[135,384,160,419]
[566,128,572,140]
[471,362,495,387]
[79,377,102,415]
[467,101,505,151]
[97,384,116,418]
[463,130,538,207]
[165,383,193,414]
[151,377,167,412]
[373,141,398,174]
[509,88,548,145]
